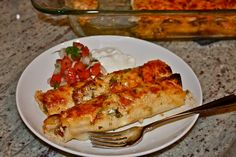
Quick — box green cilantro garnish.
[53,82,60,90]
[65,46,81,60]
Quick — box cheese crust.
[132,0,236,10]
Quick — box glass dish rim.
[31,0,236,15]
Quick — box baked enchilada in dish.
[64,0,236,39]
[131,0,236,39]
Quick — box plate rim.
[16,35,202,157]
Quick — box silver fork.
[89,93,236,148]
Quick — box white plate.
[16,35,202,157]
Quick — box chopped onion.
[58,48,66,58]
[100,65,107,74]
[81,56,91,65]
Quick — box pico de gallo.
[49,42,105,89]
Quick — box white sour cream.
[91,47,136,73]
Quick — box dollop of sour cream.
[91,47,136,73]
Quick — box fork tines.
[89,132,128,148]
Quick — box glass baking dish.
[31,0,236,40]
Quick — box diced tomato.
[81,46,89,57]
[73,42,89,57]
[119,96,132,106]
[64,68,77,85]
[49,42,105,88]
[73,42,84,48]
[78,69,91,81]
[90,63,101,76]
[50,73,62,88]
[56,59,62,64]
[74,61,86,72]
[61,56,72,74]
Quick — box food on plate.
[35,83,79,116]
[43,73,186,142]
[35,60,172,115]
[48,41,104,89]
[34,41,105,115]
[73,59,172,104]
[34,41,188,143]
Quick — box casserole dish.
[31,0,236,40]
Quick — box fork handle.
[144,93,236,132]
[182,93,236,114]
